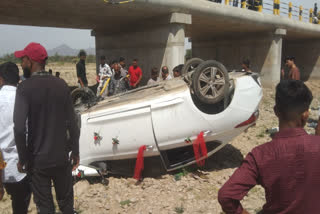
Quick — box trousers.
[31,164,74,214]
[4,176,32,214]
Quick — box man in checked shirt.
[218,80,320,214]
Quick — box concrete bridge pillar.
[260,29,286,87]
[192,29,287,88]
[94,13,191,85]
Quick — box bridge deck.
[1,0,320,40]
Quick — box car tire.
[192,60,230,105]
[181,58,204,77]
[71,88,95,105]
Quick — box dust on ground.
[1,63,319,214]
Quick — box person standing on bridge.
[233,0,239,7]
[13,43,80,214]
[313,3,319,24]
[219,80,320,214]
[247,0,258,11]
[212,0,222,3]
[76,50,88,88]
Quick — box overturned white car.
[73,59,262,177]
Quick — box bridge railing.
[210,0,319,24]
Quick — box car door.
[79,106,158,166]
[150,93,212,170]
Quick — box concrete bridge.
[1,0,320,86]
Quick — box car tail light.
[235,111,259,128]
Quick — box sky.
[0,26,95,56]
[0,0,317,56]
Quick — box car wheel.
[192,60,230,105]
[181,58,204,81]
[71,88,95,106]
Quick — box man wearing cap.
[76,50,88,88]
[14,42,80,214]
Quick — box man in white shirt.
[0,62,31,214]
[161,66,172,81]
[97,56,112,96]
[147,67,159,86]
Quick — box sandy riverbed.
[1,63,319,214]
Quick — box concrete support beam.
[260,29,286,87]
[192,29,287,88]
[94,13,189,85]
[170,12,192,25]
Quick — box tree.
[185,49,192,61]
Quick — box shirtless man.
[282,56,300,80]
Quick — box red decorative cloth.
[133,145,147,180]
[192,132,207,166]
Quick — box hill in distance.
[47,44,95,56]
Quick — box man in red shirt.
[218,80,320,214]
[128,59,142,89]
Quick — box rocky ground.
[1,63,319,214]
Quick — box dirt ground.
[1,63,320,214]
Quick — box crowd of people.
[0,41,318,214]
[208,0,264,11]
[76,50,184,98]
[209,0,320,22]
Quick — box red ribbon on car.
[133,145,147,180]
[192,132,207,166]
